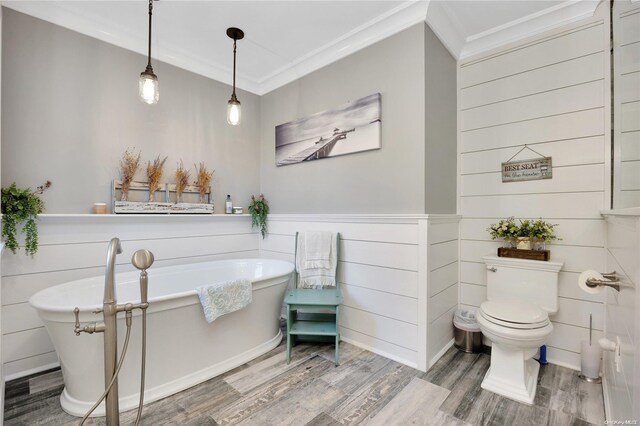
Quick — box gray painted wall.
[1,8,260,213]
[425,24,457,214]
[258,24,457,214]
[259,24,427,214]
[2,11,457,215]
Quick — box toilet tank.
[483,256,564,314]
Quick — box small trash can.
[453,308,483,353]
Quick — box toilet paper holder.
[585,271,620,292]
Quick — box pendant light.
[226,27,244,126]
[139,0,159,104]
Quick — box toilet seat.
[479,300,549,330]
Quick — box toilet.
[477,255,564,405]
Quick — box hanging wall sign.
[502,157,552,182]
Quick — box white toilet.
[477,255,564,405]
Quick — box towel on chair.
[196,279,252,323]
[304,231,333,269]
[296,232,337,288]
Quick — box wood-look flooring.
[4,325,605,426]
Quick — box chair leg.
[335,306,340,366]
[286,306,292,364]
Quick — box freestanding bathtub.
[29,258,294,417]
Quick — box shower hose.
[79,308,148,426]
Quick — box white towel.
[296,232,337,288]
[304,231,332,269]
[196,279,252,323]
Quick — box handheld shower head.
[132,250,154,271]
[132,250,154,305]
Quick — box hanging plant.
[1,181,51,256]
[248,194,269,238]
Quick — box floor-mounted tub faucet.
[73,238,154,426]
[103,237,123,424]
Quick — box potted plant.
[248,194,269,238]
[487,217,519,248]
[488,217,559,251]
[528,218,559,250]
[1,181,51,256]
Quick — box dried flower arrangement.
[175,161,190,203]
[194,162,214,203]
[119,149,141,201]
[147,155,168,202]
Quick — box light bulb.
[227,98,241,126]
[139,72,159,105]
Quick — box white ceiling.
[2,0,602,95]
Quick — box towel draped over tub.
[196,279,253,323]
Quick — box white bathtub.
[29,258,294,417]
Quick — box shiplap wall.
[602,211,640,421]
[614,0,640,208]
[260,214,460,372]
[1,215,260,380]
[426,218,459,365]
[457,4,610,370]
[2,214,460,379]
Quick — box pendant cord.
[232,39,237,97]
[147,0,153,70]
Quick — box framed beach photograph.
[275,93,381,166]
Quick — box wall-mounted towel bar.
[585,271,620,292]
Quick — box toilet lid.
[480,300,549,328]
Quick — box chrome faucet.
[74,238,153,426]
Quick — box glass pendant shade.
[226,27,244,126]
[139,71,159,105]
[227,97,241,126]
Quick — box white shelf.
[35,213,251,224]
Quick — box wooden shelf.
[290,320,337,336]
[497,247,550,261]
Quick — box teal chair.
[284,232,343,366]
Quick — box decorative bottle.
[225,195,233,214]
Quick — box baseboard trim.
[340,335,418,370]
[5,361,60,382]
[429,339,455,369]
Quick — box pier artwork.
[277,128,355,166]
[275,92,381,167]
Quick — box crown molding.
[257,1,429,95]
[1,0,601,94]
[1,0,428,96]
[424,0,465,59]
[457,0,601,60]
[1,0,262,93]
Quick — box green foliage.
[248,194,269,239]
[487,217,559,242]
[523,218,559,241]
[1,181,50,256]
[487,217,519,239]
